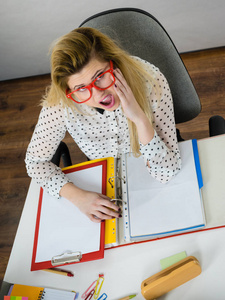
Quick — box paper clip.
[94,274,105,299]
[85,288,95,300]
[82,280,98,299]
[97,293,108,300]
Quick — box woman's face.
[67,57,120,111]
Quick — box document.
[123,139,205,241]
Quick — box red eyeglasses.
[66,60,115,104]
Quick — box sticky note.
[160,251,187,270]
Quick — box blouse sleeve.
[139,62,182,183]
[25,105,72,198]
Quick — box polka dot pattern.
[25,57,181,198]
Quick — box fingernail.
[118,208,121,212]
[114,84,117,88]
[119,214,122,218]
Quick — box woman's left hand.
[113,68,146,124]
[113,68,155,145]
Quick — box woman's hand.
[75,190,121,223]
[113,68,155,145]
[113,68,145,124]
[60,183,121,223]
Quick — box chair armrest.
[51,141,72,167]
[209,115,225,136]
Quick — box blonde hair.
[42,27,156,156]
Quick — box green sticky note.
[160,251,187,270]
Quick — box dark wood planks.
[177,47,225,139]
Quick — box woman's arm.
[139,63,182,183]
[113,62,181,183]
[25,105,70,196]
[25,104,120,222]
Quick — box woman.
[25,27,181,223]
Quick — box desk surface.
[3,135,225,299]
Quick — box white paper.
[198,135,225,228]
[35,165,102,263]
[126,140,205,239]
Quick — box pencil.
[119,295,136,300]
[43,268,74,277]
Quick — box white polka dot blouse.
[25,57,182,198]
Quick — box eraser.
[160,251,187,270]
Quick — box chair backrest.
[80,8,201,124]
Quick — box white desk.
[2,135,225,299]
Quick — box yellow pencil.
[119,295,137,300]
[43,268,74,277]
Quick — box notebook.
[31,157,115,271]
[7,284,76,300]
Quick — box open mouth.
[99,94,115,109]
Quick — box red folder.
[31,159,107,271]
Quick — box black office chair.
[80,8,201,126]
[51,141,72,167]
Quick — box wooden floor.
[0,47,225,285]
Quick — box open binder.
[109,139,205,247]
[32,139,205,271]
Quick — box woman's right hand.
[76,190,122,222]
[60,183,121,223]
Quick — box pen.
[118,295,137,300]
[43,268,74,277]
